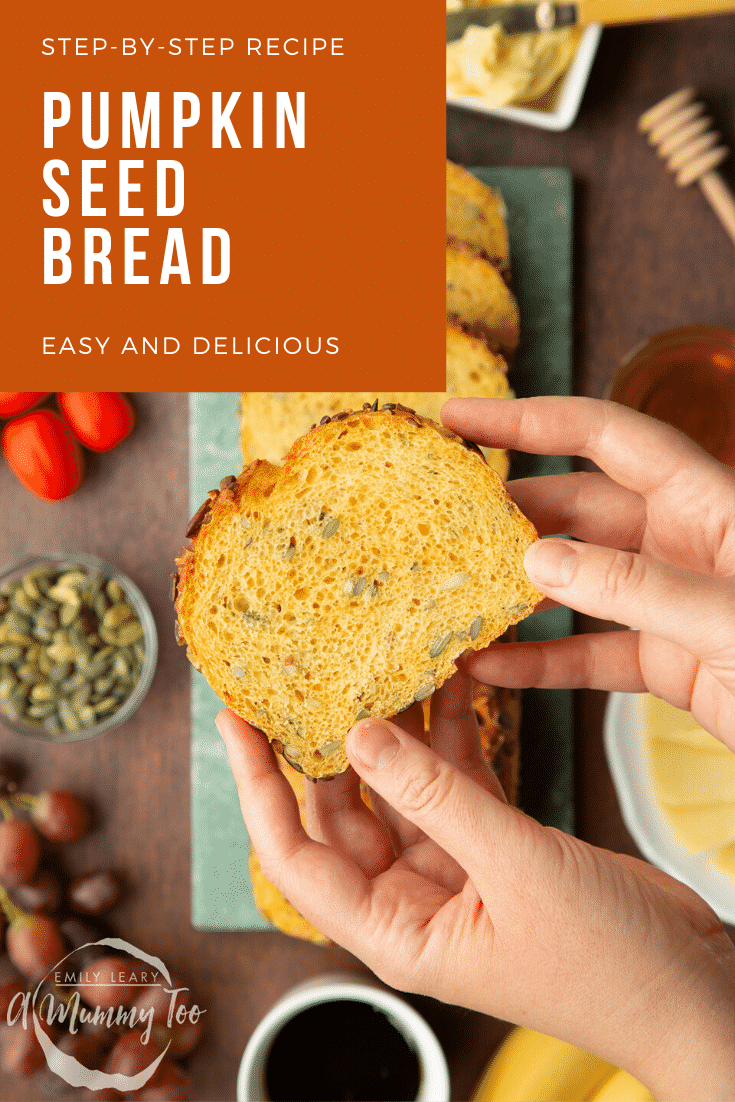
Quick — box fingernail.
[347,720,399,771]
[215,709,235,740]
[525,539,578,587]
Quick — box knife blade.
[447,3,578,40]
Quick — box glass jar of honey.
[607,325,735,467]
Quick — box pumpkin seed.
[12,590,37,615]
[413,683,435,702]
[469,616,483,641]
[439,572,471,593]
[321,517,340,539]
[94,594,110,619]
[230,666,246,679]
[106,580,123,603]
[318,740,342,757]
[0,675,17,701]
[429,631,454,658]
[59,603,79,627]
[94,697,117,715]
[115,621,143,646]
[21,576,43,602]
[71,685,92,710]
[355,708,371,721]
[30,683,58,703]
[77,705,96,727]
[16,665,42,684]
[58,699,81,732]
[102,604,135,630]
[27,701,57,719]
[0,645,23,663]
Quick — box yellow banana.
[473,1026,617,1102]
[589,1067,656,1101]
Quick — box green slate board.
[190,168,574,929]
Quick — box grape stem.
[10,793,38,811]
[0,883,27,925]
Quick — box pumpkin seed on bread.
[174,404,542,779]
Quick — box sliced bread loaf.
[446,242,520,356]
[175,404,542,779]
[446,161,510,275]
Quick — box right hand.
[441,395,735,752]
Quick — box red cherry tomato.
[57,393,135,453]
[2,411,84,501]
[0,393,49,418]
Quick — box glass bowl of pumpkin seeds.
[0,553,158,741]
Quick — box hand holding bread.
[217,662,735,1102]
[445,395,735,756]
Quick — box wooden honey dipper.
[639,87,735,246]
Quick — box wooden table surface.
[2,14,734,1101]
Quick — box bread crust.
[174,403,542,779]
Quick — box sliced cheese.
[713,842,735,878]
[648,740,735,805]
[644,694,729,746]
[660,802,735,854]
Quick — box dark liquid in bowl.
[264,999,421,1101]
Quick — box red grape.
[103,1029,160,1076]
[69,870,122,916]
[77,954,140,1010]
[6,914,66,982]
[0,820,40,887]
[153,1016,204,1059]
[132,974,190,1024]
[138,1060,194,1101]
[55,1029,107,1069]
[0,1020,46,1077]
[0,955,25,1019]
[30,790,91,843]
[11,869,63,914]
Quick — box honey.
[607,326,735,467]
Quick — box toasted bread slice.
[240,324,512,480]
[447,242,520,356]
[446,161,510,275]
[175,405,542,779]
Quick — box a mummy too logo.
[6,936,205,1090]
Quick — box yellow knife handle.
[577,0,735,24]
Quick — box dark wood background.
[1,14,733,1100]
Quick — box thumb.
[345,717,522,881]
[524,538,735,664]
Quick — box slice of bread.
[175,404,542,779]
[446,161,510,276]
[447,242,520,356]
[240,323,512,480]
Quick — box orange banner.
[4,2,446,391]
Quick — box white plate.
[447,24,602,130]
[603,691,735,926]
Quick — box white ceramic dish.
[447,24,602,130]
[604,691,735,926]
